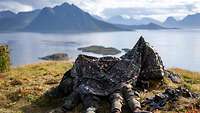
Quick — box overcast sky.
[0,0,200,21]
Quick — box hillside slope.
[0,61,199,113]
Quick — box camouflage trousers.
[62,89,100,113]
[109,83,141,113]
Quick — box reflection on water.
[0,29,200,71]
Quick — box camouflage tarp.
[68,36,164,96]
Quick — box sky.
[0,0,200,21]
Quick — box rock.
[165,70,182,83]
[40,53,69,61]
[78,45,121,55]
[10,79,23,86]
[142,87,199,111]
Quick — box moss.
[0,45,10,72]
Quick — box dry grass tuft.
[0,61,72,113]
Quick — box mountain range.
[105,15,161,25]
[0,2,199,33]
[0,3,124,33]
[116,23,168,30]
[102,13,200,29]
[163,13,200,28]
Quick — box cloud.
[0,0,200,21]
[0,1,33,12]
[102,5,193,20]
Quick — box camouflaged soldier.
[48,36,164,113]
[108,36,164,113]
[49,55,120,113]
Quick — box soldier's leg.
[122,84,141,112]
[81,94,100,113]
[109,91,124,113]
[61,90,81,112]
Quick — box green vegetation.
[0,45,10,72]
[78,45,121,55]
[169,68,200,92]
[0,61,72,113]
[0,61,199,113]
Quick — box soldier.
[48,36,164,113]
[109,83,148,113]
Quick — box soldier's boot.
[62,90,81,112]
[81,94,100,113]
[122,84,140,112]
[109,92,124,113]
[122,84,151,113]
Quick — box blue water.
[0,29,200,71]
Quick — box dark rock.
[142,87,199,111]
[40,53,69,61]
[165,70,182,83]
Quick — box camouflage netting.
[0,44,10,72]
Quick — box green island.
[78,45,121,55]
[0,61,199,113]
[39,53,69,61]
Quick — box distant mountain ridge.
[163,13,200,28]
[106,15,161,25]
[1,2,199,32]
[0,10,41,31]
[25,3,123,32]
[0,3,123,33]
[0,11,16,19]
[116,23,168,30]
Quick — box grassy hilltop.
[0,61,200,113]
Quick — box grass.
[0,61,199,113]
[169,68,200,92]
[0,61,72,113]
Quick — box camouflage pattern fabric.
[48,36,165,113]
[69,36,164,96]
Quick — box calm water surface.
[0,29,200,71]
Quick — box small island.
[122,48,131,52]
[78,45,121,55]
[39,53,69,61]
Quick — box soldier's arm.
[57,69,74,95]
[46,69,74,98]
